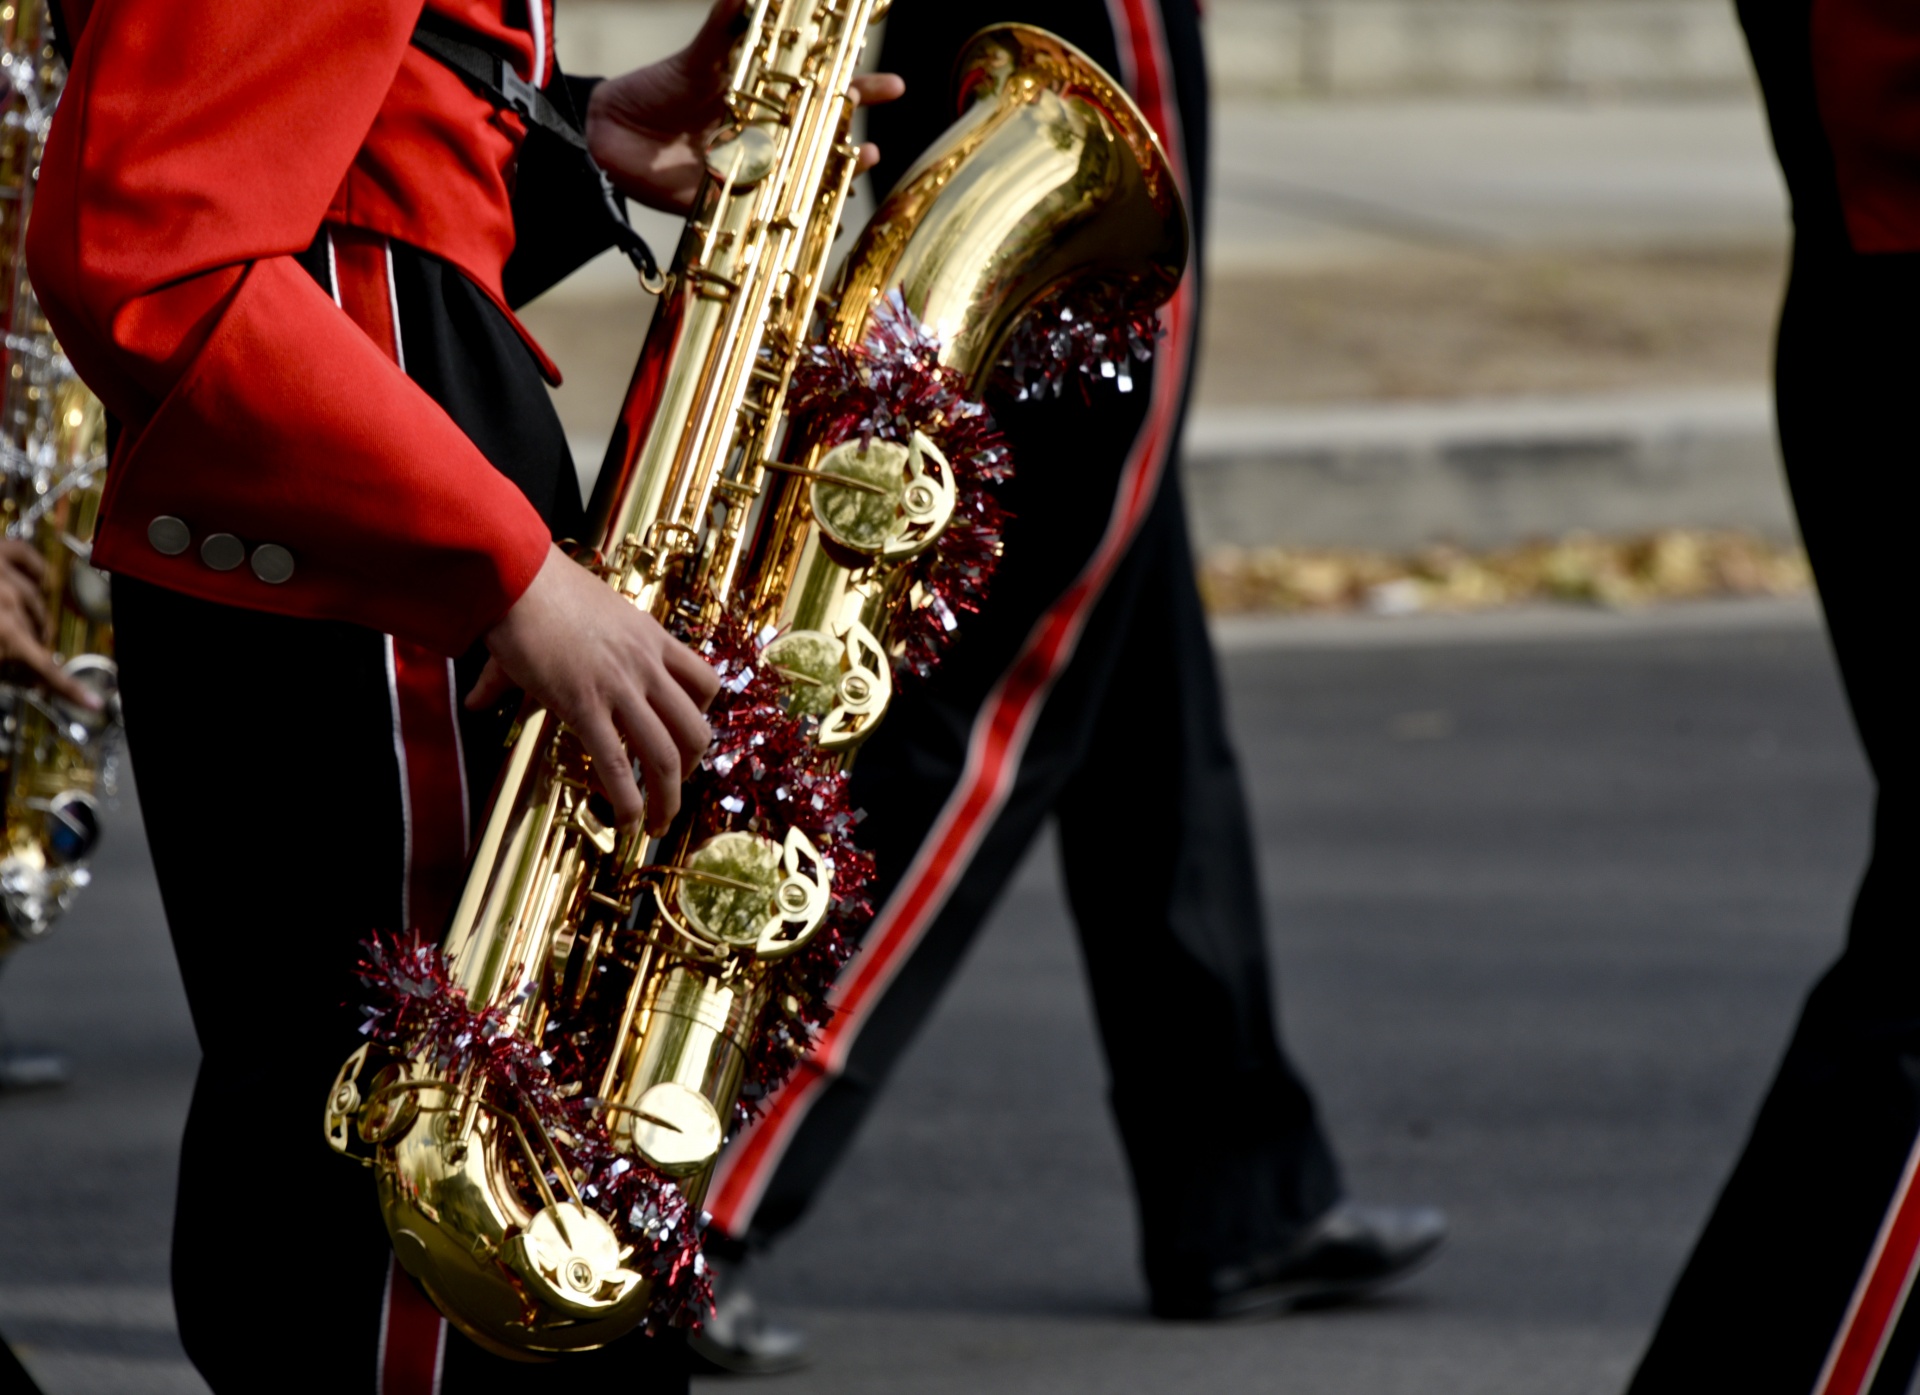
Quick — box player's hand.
[585,0,906,213]
[467,545,721,835]
[0,540,100,710]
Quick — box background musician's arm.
[0,542,95,707]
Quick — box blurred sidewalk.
[527,91,1793,553]
[1186,388,1789,553]
[1198,97,1790,552]
[1209,97,1783,270]
[558,0,1760,103]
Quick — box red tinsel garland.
[694,620,872,1127]
[996,280,1165,403]
[354,934,715,1331]
[788,291,1014,680]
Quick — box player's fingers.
[849,73,905,106]
[0,539,46,578]
[463,657,517,711]
[652,678,713,775]
[694,0,750,57]
[22,648,100,710]
[0,599,46,653]
[0,553,41,600]
[661,639,722,708]
[615,697,685,836]
[576,711,648,832]
[9,581,47,631]
[855,141,881,173]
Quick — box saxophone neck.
[587,0,886,617]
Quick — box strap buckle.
[495,58,541,123]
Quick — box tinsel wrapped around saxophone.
[0,2,118,952]
[325,7,1186,1357]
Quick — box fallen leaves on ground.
[1198,529,1811,615]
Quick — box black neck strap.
[411,14,662,284]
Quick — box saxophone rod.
[758,459,890,494]
[662,0,880,553]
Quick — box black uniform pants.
[1628,252,1920,1393]
[710,0,1344,1300]
[114,243,685,1394]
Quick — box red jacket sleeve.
[28,0,553,657]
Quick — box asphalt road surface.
[0,602,1870,1394]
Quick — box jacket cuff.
[91,258,553,656]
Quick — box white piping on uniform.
[528,0,549,89]
[383,238,407,374]
[445,659,472,855]
[324,227,342,308]
[383,636,415,931]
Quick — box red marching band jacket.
[29,0,562,657]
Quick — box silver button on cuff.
[250,544,295,585]
[200,533,245,571]
[147,516,190,556]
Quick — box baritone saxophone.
[326,12,1187,1358]
[0,1,119,952]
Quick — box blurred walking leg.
[1628,243,1920,1394]
[700,0,1441,1349]
[1054,469,1344,1312]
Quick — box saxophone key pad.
[761,620,892,749]
[675,827,831,958]
[627,1081,724,1176]
[810,429,957,562]
[706,124,779,188]
[511,1203,642,1318]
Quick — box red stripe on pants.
[378,1256,445,1395]
[386,636,470,931]
[332,227,465,1386]
[707,0,1198,1226]
[328,226,471,931]
[1815,1132,1920,1395]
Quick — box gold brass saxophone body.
[326,10,1185,1358]
[0,1,118,951]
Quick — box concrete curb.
[1182,387,1792,552]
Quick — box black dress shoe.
[1150,1201,1448,1320]
[687,1272,811,1377]
[3,1332,47,1395]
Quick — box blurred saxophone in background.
[327,4,1185,1357]
[0,0,118,952]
